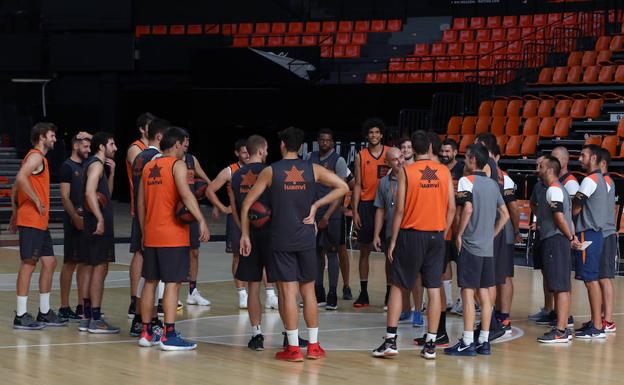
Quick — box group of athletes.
[7,114,618,360]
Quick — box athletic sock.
[39,292,50,314]
[16,296,28,317]
[286,329,299,347]
[360,280,368,293]
[130,295,137,306]
[165,323,176,337]
[498,312,510,322]
[83,298,92,318]
[443,280,452,304]
[189,281,197,295]
[478,330,490,344]
[386,326,398,339]
[462,331,474,345]
[426,333,437,343]
[252,325,262,337]
[92,307,101,321]
[308,327,319,344]
[437,311,447,335]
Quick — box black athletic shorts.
[63,218,86,263]
[541,234,572,292]
[189,221,200,250]
[18,226,54,261]
[389,229,445,290]
[129,216,142,253]
[600,234,618,279]
[82,215,115,266]
[340,213,347,246]
[357,201,376,244]
[532,231,543,270]
[272,249,316,283]
[225,214,241,254]
[457,247,495,289]
[236,228,274,282]
[445,239,458,265]
[317,217,341,252]
[143,246,190,283]
[493,231,509,285]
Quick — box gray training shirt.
[574,170,609,233]
[537,181,573,240]
[373,171,398,240]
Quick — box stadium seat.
[135,25,150,38]
[344,45,360,58]
[538,117,556,137]
[447,116,462,135]
[461,116,477,134]
[506,116,521,135]
[492,28,506,41]
[548,13,563,25]
[503,15,518,27]
[610,35,624,51]
[354,21,370,32]
[447,134,460,143]
[475,117,491,134]
[581,65,600,84]
[566,66,583,83]
[522,99,539,118]
[554,99,572,118]
[567,51,583,67]
[187,25,202,35]
[459,134,475,154]
[522,116,539,135]
[521,27,536,39]
[492,100,508,117]
[476,29,491,42]
[338,21,353,32]
[519,15,533,27]
[405,58,419,71]
[597,49,612,64]
[479,42,493,53]
[273,22,288,34]
[447,42,462,55]
[599,65,616,83]
[267,36,284,46]
[584,135,602,146]
[371,20,386,32]
[478,101,493,116]
[602,135,619,157]
[387,19,402,32]
[463,42,478,55]
[491,116,507,136]
[442,30,457,43]
[584,98,603,119]
[618,118,624,138]
[507,27,521,40]
[238,23,253,34]
[533,14,547,27]
[596,36,611,51]
[431,43,446,56]
[255,23,270,34]
[580,51,597,67]
[552,66,569,84]
[233,36,249,47]
[554,117,572,137]
[538,98,555,117]
[388,58,404,71]
[532,67,554,85]
[319,34,333,45]
[152,25,167,35]
[167,25,184,35]
[250,36,265,47]
[470,17,485,29]
[414,43,429,56]
[301,35,318,46]
[496,135,508,151]
[521,135,539,156]
[487,16,501,28]
[284,35,301,46]
[205,24,220,34]
[322,21,337,33]
[507,99,523,117]
[453,18,468,30]
[304,22,320,33]
[505,135,523,156]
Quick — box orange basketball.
[175,201,196,224]
[248,201,271,228]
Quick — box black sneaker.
[475,321,505,342]
[420,340,436,359]
[13,312,45,330]
[353,291,369,308]
[326,290,338,310]
[342,286,353,300]
[75,304,84,318]
[372,336,398,357]
[129,315,142,337]
[58,307,81,323]
[316,287,327,307]
[248,334,264,351]
[414,332,450,347]
[476,341,491,355]
[537,328,572,343]
[127,300,136,319]
[282,332,309,348]
[37,310,68,327]
[535,310,557,325]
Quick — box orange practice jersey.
[401,159,451,232]
[142,156,190,247]
[17,149,50,230]
[360,146,389,201]
[126,139,147,217]
[226,162,241,197]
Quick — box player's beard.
[440,156,451,164]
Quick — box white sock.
[286,329,299,347]
[426,333,437,343]
[136,277,145,298]
[462,331,474,345]
[478,330,490,344]
[16,296,28,316]
[153,285,159,307]
[238,288,247,294]
[157,281,165,300]
[39,292,50,314]
[443,280,452,304]
[308,327,319,344]
[266,287,275,294]
[252,325,262,337]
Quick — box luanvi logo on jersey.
[147,164,162,185]
[240,170,258,193]
[420,166,440,188]
[284,166,306,190]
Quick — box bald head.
[551,146,569,172]
[386,146,401,161]
[386,147,404,173]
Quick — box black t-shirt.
[59,158,85,221]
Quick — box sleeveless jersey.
[309,150,340,219]
[360,146,389,201]
[131,147,160,215]
[231,162,270,224]
[83,156,114,237]
[17,149,50,230]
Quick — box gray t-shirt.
[603,174,617,237]
[307,150,349,178]
[373,172,397,240]
[575,170,609,233]
[502,172,518,245]
[457,172,505,257]
[537,181,573,240]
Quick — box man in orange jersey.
[206,140,263,309]
[352,118,390,307]
[126,112,155,318]
[372,130,455,360]
[10,123,67,329]
[80,131,119,334]
[137,127,209,350]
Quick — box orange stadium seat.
[602,135,619,157]
[505,135,523,156]
[447,116,462,135]
[568,51,583,67]
[506,116,521,135]
[522,117,539,135]
[461,116,477,135]
[491,116,507,136]
[521,135,539,156]
[492,99,508,117]
[507,99,522,117]
[459,134,475,154]
[522,99,539,118]
[479,101,493,117]
[554,98,572,118]
[584,135,602,146]
[538,117,556,138]
[475,117,491,134]
[554,117,572,137]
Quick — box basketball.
[84,192,108,213]
[248,200,271,228]
[194,179,208,200]
[175,201,196,224]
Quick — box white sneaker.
[450,298,463,315]
[238,290,248,309]
[265,294,279,309]
[187,288,211,306]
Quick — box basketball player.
[128,118,170,337]
[9,123,67,329]
[535,156,578,343]
[445,144,508,356]
[310,128,349,310]
[126,113,155,317]
[206,140,262,309]
[182,134,212,307]
[440,138,464,314]
[373,131,455,360]
[80,131,119,334]
[597,148,617,332]
[573,144,608,339]
[138,127,209,350]
[231,135,274,350]
[352,118,390,307]
[399,137,414,164]
[240,126,348,362]
[58,132,92,321]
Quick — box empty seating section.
[367,10,608,84]
[135,19,402,59]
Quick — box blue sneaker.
[476,341,491,355]
[444,340,476,356]
[399,311,412,323]
[160,332,197,351]
[549,315,575,329]
[575,326,606,340]
[412,311,424,327]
